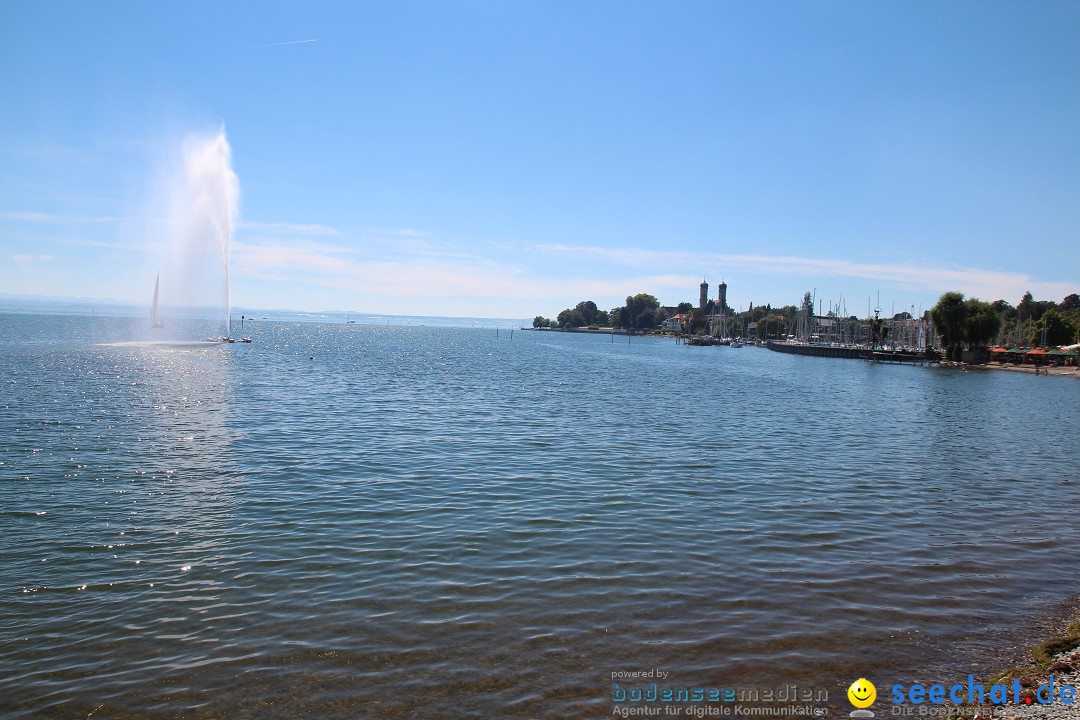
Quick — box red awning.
[989,347,1009,353]
[1027,348,1048,355]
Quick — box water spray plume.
[161,127,239,338]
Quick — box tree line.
[930,291,1080,361]
[535,294,666,331]
[537,289,1080,351]
[535,293,803,337]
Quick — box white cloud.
[144,222,1073,316]
[533,243,1074,303]
[1,211,115,224]
[11,254,56,263]
[233,240,349,272]
[237,220,340,236]
[353,227,429,238]
[52,237,160,253]
[232,235,695,306]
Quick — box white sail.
[151,273,164,329]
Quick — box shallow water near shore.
[2,313,1079,718]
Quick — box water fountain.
[99,128,247,348]
[153,128,241,342]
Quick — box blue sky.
[1,0,1077,319]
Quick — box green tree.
[1017,291,1055,322]
[575,301,599,325]
[1034,308,1076,346]
[757,314,786,340]
[1065,310,1080,343]
[991,299,1016,320]
[1017,291,1036,317]
[686,308,707,334]
[596,309,610,326]
[625,293,659,316]
[625,293,660,330]
[1060,293,1080,311]
[532,316,551,329]
[634,308,659,330]
[930,291,967,361]
[963,299,1001,349]
[1000,316,1030,346]
[676,302,693,314]
[557,309,587,329]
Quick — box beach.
[979,610,1080,720]
[954,363,1080,379]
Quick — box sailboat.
[150,272,165,329]
[730,307,744,346]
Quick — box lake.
[2,313,1078,718]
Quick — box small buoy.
[309,356,314,360]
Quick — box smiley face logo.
[847,678,876,708]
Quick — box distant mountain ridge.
[0,294,528,328]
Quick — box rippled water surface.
[2,313,1079,718]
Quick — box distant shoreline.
[525,326,635,335]
[0,302,529,329]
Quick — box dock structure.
[766,341,940,365]
[766,341,866,359]
[869,349,941,364]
